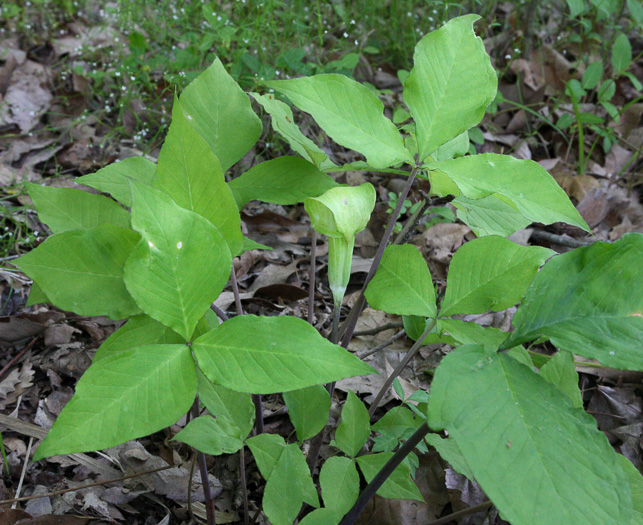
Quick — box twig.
[308,230,318,326]
[427,500,494,525]
[230,266,244,317]
[353,322,403,337]
[0,464,174,505]
[11,437,32,509]
[240,446,250,525]
[191,398,216,525]
[210,304,229,322]
[0,337,39,382]
[339,423,431,524]
[358,330,406,359]
[530,229,596,249]
[368,319,437,418]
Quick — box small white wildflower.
[343,32,349,37]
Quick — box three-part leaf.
[229,157,338,208]
[34,344,196,459]
[404,15,497,160]
[501,233,643,370]
[15,224,141,320]
[427,345,632,525]
[426,154,590,231]
[365,244,436,318]
[440,236,554,316]
[266,74,412,169]
[179,58,262,172]
[154,97,243,255]
[193,315,375,394]
[26,183,131,233]
[124,181,232,340]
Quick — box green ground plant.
[11,14,643,525]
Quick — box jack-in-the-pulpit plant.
[15,14,642,525]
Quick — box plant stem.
[191,398,216,525]
[427,500,494,525]
[240,446,250,525]
[308,230,318,326]
[339,422,431,525]
[354,322,403,336]
[358,330,406,359]
[230,263,264,435]
[338,166,419,347]
[368,318,437,418]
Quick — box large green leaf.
[15,224,141,320]
[228,157,338,208]
[299,509,341,525]
[365,244,436,318]
[501,234,643,370]
[173,415,244,455]
[424,434,474,480]
[404,15,497,161]
[26,183,130,234]
[319,456,359,517]
[283,385,330,442]
[153,97,243,255]
[266,74,412,170]
[618,455,643,525]
[538,351,583,408]
[356,453,424,501]
[247,434,319,525]
[193,315,374,394]
[34,344,196,459]
[196,370,255,439]
[426,154,590,231]
[440,236,554,317]
[335,391,370,458]
[124,182,232,341]
[179,58,262,172]
[94,314,185,361]
[250,93,336,170]
[427,345,632,525]
[76,156,156,207]
[437,319,508,350]
[453,194,533,237]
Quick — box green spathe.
[193,315,375,394]
[305,183,376,304]
[427,345,632,525]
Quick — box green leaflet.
[193,315,375,394]
[427,345,632,525]
[299,508,342,525]
[173,415,244,455]
[426,154,590,231]
[453,194,532,237]
[319,456,359,517]
[153,96,243,255]
[34,344,196,459]
[283,385,330,442]
[335,391,370,458]
[26,183,130,234]
[77,156,156,207]
[267,74,412,169]
[94,314,185,361]
[424,434,475,480]
[179,58,262,172]
[539,351,583,409]
[440,236,554,317]
[229,156,338,208]
[501,233,643,370]
[15,224,141,320]
[25,281,49,307]
[250,93,336,170]
[247,434,319,525]
[618,455,643,524]
[124,181,232,341]
[404,15,497,161]
[356,453,424,501]
[437,319,508,350]
[365,244,436,318]
[196,370,255,439]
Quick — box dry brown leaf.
[0,361,34,410]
